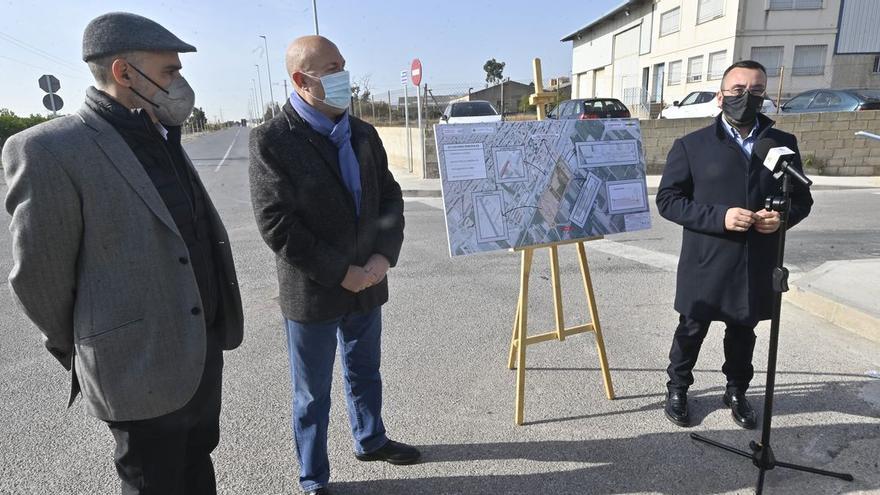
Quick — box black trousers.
[666,314,757,394]
[106,330,224,495]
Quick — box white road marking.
[587,239,680,272]
[215,127,242,172]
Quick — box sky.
[0,0,621,121]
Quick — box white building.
[562,0,880,117]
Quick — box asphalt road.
[0,127,878,494]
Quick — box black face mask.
[722,92,764,126]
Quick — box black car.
[780,89,880,113]
[548,98,631,119]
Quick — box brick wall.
[641,110,880,176]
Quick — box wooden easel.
[507,59,615,426]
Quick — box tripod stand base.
[690,432,854,493]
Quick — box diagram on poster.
[435,118,651,257]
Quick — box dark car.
[780,89,880,113]
[548,98,631,120]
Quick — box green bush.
[1,108,50,149]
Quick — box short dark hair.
[721,60,767,85]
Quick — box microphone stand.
[689,173,853,494]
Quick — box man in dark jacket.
[656,60,812,429]
[249,35,417,495]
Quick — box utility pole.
[259,35,276,117]
[255,64,265,118]
[312,0,319,35]
[251,79,260,122]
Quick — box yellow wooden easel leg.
[508,297,520,370]
[549,245,565,341]
[577,242,615,400]
[514,248,533,425]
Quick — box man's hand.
[341,265,371,293]
[754,209,781,234]
[725,208,759,232]
[363,254,390,288]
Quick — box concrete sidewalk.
[390,164,880,344]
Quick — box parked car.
[439,100,502,124]
[779,89,880,114]
[547,98,631,119]
[660,90,777,119]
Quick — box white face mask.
[303,70,351,111]
[128,63,196,126]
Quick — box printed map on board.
[435,119,651,257]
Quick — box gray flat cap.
[82,12,196,61]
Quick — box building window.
[768,0,822,10]
[873,56,880,74]
[751,46,784,77]
[660,7,681,37]
[668,60,683,85]
[687,56,704,82]
[697,0,724,23]
[792,45,827,75]
[707,51,727,80]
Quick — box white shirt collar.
[154,122,169,140]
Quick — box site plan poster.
[435,119,651,257]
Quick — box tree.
[0,108,49,148]
[186,107,207,131]
[483,58,506,84]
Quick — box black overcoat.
[656,113,813,326]
[249,102,405,322]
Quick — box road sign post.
[412,59,424,178]
[401,70,412,173]
[38,74,62,116]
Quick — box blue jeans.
[284,307,388,491]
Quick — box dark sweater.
[85,87,219,327]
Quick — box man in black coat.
[656,61,812,429]
[248,35,417,495]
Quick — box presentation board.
[435,118,651,257]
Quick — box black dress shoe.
[355,440,421,465]
[723,391,757,429]
[306,488,331,495]
[664,390,690,427]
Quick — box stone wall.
[641,110,880,176]
[377,110,880,178]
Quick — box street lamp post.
[251,79,260,122]
[255,64,265,118]
[312,0,319,35]
[259,35,276,117]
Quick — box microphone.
[753,138,813,187]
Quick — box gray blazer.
[2,104,244,422]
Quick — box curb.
[784,285,880,344]
[402,189,442,198]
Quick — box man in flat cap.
[2,12,242,494]
[249,36,416,494]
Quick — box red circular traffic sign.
[411,59,422,86]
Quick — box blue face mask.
[305,70,351,111]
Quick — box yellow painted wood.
[577,242,615,400]
[522,325,594,345]
[508,297,520,370]
[514,248,533,425]
[512,236,604,251]
[549,246,565,342]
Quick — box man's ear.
[111,58,131,87]
[716,90,724,109]
[291,71,308,92]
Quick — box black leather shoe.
[664,390,690,427]
[723,391,757,429]
[306,488,331,495]
[355,440,421,465]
